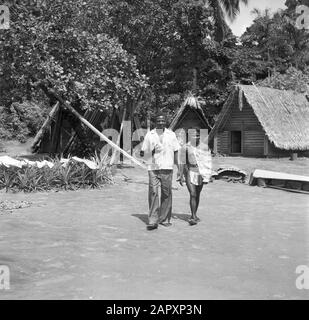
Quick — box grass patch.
[0,156,113,193]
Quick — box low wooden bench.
[249,169,309,194]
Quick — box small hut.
[31,104,109,156]
[169,95,211,133]
[209,85,309,158]
[31,92,145,158]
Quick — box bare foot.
[188,218,198,226]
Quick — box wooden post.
[264,135,269,157]
[110,107,127,165]
[147,111,151,132]
[192,67,198,92]
[290,152,298,161]
[50,106,63,154]
[31,102,59,152]
[133,116,143,141]
[213,135,218,154]
[129,99,134,156]
[241,120,244,155]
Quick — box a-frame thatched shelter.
[209,85,309,158]
[169,95,211,132]
[31,90,145,160]
[31,104,110,157]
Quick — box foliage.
[241,1,309,72]
[2,0,308,146]
[106,0,248,123]
[257,67,309,94]
[0,157,113,192]
[0,1,251,132]
[200,0,249,41]
[0,0,147,111]
[0,100,47,142]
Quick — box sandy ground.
[0,156,309,300]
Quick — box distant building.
[209,85,309,158]
[169,96,211,133]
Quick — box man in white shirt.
[140,114,181,231]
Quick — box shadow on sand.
[132,213,191,225]
[132,214,148,225]
[172,213,191,222]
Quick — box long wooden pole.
[68,105,146,169]
[39,86,147,169]
[31,102,59,152]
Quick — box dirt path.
[0,164,308,300]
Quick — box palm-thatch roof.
[169,95,211,130]
[209,85,309,151]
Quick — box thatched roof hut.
[169,94,211,131]
[210,85,309,157]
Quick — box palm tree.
[190,0,249,91]
[205,0,249,42]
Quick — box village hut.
[209,85,309,158]
[169,94,211,134]
[31,91,145,159]
[31,103,109,157]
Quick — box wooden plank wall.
[217,131,229,154]
[244,131,265,156]
[225,95,262,132]
[217,94,266,156]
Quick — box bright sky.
[227,0,287,36]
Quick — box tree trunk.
[192,67,198,92]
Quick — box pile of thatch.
[183,94,204,109]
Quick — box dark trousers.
[148,170,173,225]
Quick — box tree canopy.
[0,0,147,111]
[0,0,308,143]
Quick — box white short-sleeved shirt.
[141,128,181,171]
